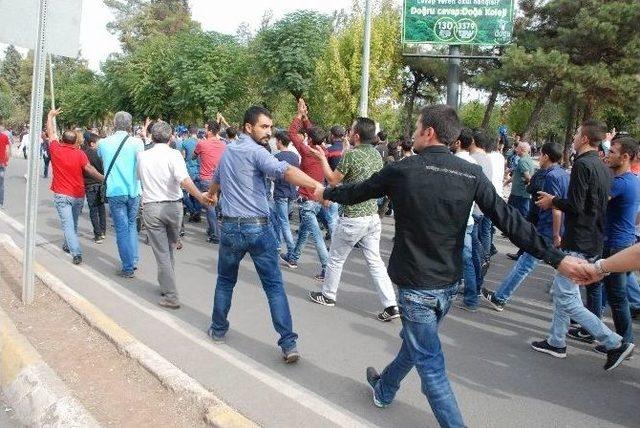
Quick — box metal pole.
[48,53,56,135]
[446,45,460,108]
[358,0,372,117]
[22,0,49,304]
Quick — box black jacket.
[324,145,565,290]
[552,150,611,257]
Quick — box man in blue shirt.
[177,125,201,222]
[205,106,324,363]
[579,135,639,348]
[272,130,300,254]
[482,143,569,310]
[98,111,145,278]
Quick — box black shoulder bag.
[99,135,129,204]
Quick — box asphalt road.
[1,155,639,427]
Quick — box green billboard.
[402,0,515,45]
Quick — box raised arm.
[46,108,61,141]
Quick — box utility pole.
[446,45,460,109]
[358,0,372,117]
[48,53,57,135]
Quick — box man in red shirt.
[46,109,104,264]
[193,120,226,243]
[280,99,332,281]
[0,124,10,209]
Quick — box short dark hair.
[353,117,376,145]
[146,120,155,135]
[419,105,461,145]
[307,126,327,145]
[377,130,388,142]
[473,129,490,150]
[401,139,413,152]
[206,120,220,135]
[88,132,100,145]
[274,129,291,147]
[188,125,197,135]
[243,106,272,127]
[226,126,238,139]
[458,127,473,150]
[611,136,639,161]
[61,130,77,144]
[580,120,606,147]
[541,142,563,163]
[485,137,499,153]
[330,125,345,138]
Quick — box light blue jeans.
[0,166,5,206]
[547,252,622,350]
[108,195,140,273]
[626,271,640,310]
[494,252,540,303]
[287,199,329,268]
[273,197,295,254]
[53,193,84,257]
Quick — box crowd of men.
[0,99,638,427]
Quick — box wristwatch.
[594,259,610,276]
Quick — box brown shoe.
[159,297,181,309]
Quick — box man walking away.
[83,133,107,243]
[505,142,536,218]
[46,109,104,265]
[178,125,201,223]
[206,106,324,363]
[318,104,583,426]
[273,130,300,255]
[137,121,211,309]
[307,117,399,321]
[41,131,51,178]
[98,111,145,278]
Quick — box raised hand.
[48,108,62,117]
[308,145,326,160]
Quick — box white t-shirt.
[136,144,189,204]
[488,151,505,198]
[455,150,477,226]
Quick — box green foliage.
[504,99,533,137]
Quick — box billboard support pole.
[446,45,460,109]
[358,0,373,117]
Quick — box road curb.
[0,306,100,427]
[0,234,259,428]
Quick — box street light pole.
[446,45,460,109]
[358,0,372,117]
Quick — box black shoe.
[94,236,104,244]
[490,245,498,257]
[118,270,135,278]
[595,343,634,359]
[72,255,82,265]
[531,340,567,358]
[207,327,225,343]
[567,327,595,344]
[481,260,490,277]
[283,348,300,364]
[569,319,580,328]
[62,244,70,254]
[207,236,220,244]
[314,269,326,282]
[631,308,640,320]
[377,306,400,322]
[366,367,388,408]
[481,288,505,312]
[604,343,635,371]
[506,253,519,261]
[279,253,298,269]
[308,291,335,307]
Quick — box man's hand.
[296,98,306,119]
[313,183,325,202]
[308,145,326,161]
[48,108,62,117]
[557,255,591,284]
[574,263,604,285]
[536,191,554,210]
[216,112,223,122]
[198,191,216,206]
[553,234,562,248]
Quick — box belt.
[221,216,268,225]
[144,199,182,205]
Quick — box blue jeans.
[53,194,84,257]
[462,225,478,307]
[494,252,540,304]
[478,216,492,261]
[507,194,531,219]
[0,166,5,206]
[465,215,485,307]
[210,221,298,352]
[273,198,295,254]
[374,285,465,428]
[108,195,140,273]
[548,252,622,350]
[585,246,634,344]
[627,272,640,310]
[319,202,338,236]
[288,199,329,267]
[198,180,219,240]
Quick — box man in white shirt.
[137,121,211,309]
[486,137,506,258]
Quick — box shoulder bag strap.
[103,135,129,183]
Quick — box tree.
[0,45,23,88]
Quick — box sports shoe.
[308,291,335,307]
[455,302,477,312]
[569,319,581,328]
[594,343,634,359]
[506,253,520,261]
[94,236,104,244]
[604,343,635,371]
[72,255,82,265]
[62,244,70,253]
[567,327,595,344]
[531,340,567,358]
[207,327,225,343]
[366,367,388,408]
[279,253,298,269]
[207,236,220,244]
[481,288,505,312]
[158,297,181,309]
[117,270,135,278]
[314,269,326,282]
[377,306,400,322]
[481,260,490,277]
[283,348,300,364]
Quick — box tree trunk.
[403,73,422,140]
[481,85,499,130]
[563,101,578,167]
[523,82,553,142]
